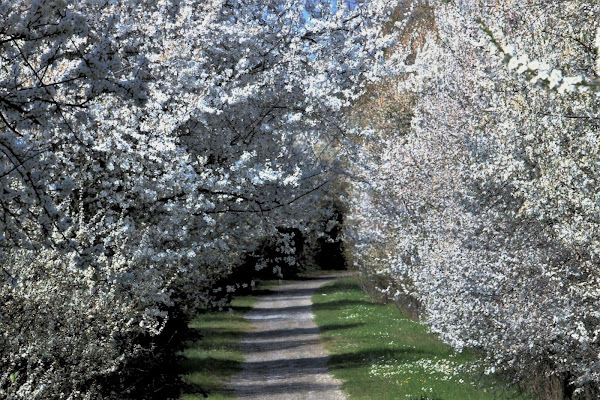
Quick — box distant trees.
[345,0,600,398]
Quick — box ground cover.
[312,278,529,400]
[179,294,255,400]
[179,281,279,400]
[177,274,338,399]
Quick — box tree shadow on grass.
[180,319,363,398]
[246,287,275,297]
[227,355,347,397]
[180,351,241,398]
[193,322,364,343]
[180,277,364,398]
[185,327,241,346]
[245,322,363,338]
[408,397,443,400]
[328,347,436,371]
[233,381,343,398]
[180,354,242,395]
[312,299,372,311]
[315,279,363,294]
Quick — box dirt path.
[227,275,348,400]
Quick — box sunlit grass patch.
[369,357,478,381]
[179,296,257,400]
[313,278,528,400]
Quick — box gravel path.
[228,276,347,400]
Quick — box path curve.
[228,275,347,400]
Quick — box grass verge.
[179,295,255,400]
[179,279,282,399]
[312,277,528,400]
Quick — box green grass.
[179,295,261,399]
[179,281,280,400]
[312,277,528,400]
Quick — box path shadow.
[241,337,324,352]
[223,355,332,378]
[190,322,363,344]
[296,271,358,280]
[266,286,328,297]
[248,303,313,315]
[182,275,360,399]
[244,322,364,340]
[235,381,343,398]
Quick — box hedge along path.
[227,274,350,400]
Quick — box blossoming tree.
[346,0,600,397]
[0,0,395,398]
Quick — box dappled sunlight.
[313,278,526,400]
